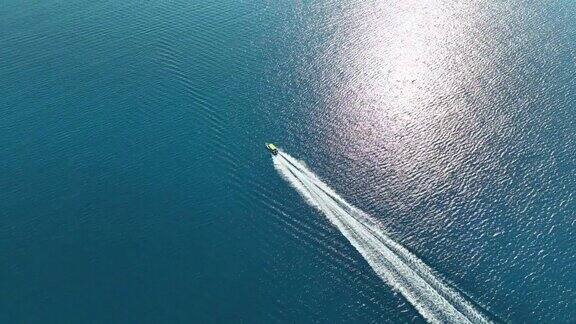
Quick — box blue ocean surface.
[1,0,575,322]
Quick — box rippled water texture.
[1,0,575,322]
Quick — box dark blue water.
[1,0,575,322]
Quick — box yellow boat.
[265,143,278,155]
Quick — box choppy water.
[1,0,575,323]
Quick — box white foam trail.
[273,151,491,324]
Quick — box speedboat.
[265,143,278,155]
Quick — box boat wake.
[273,151,491,324]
